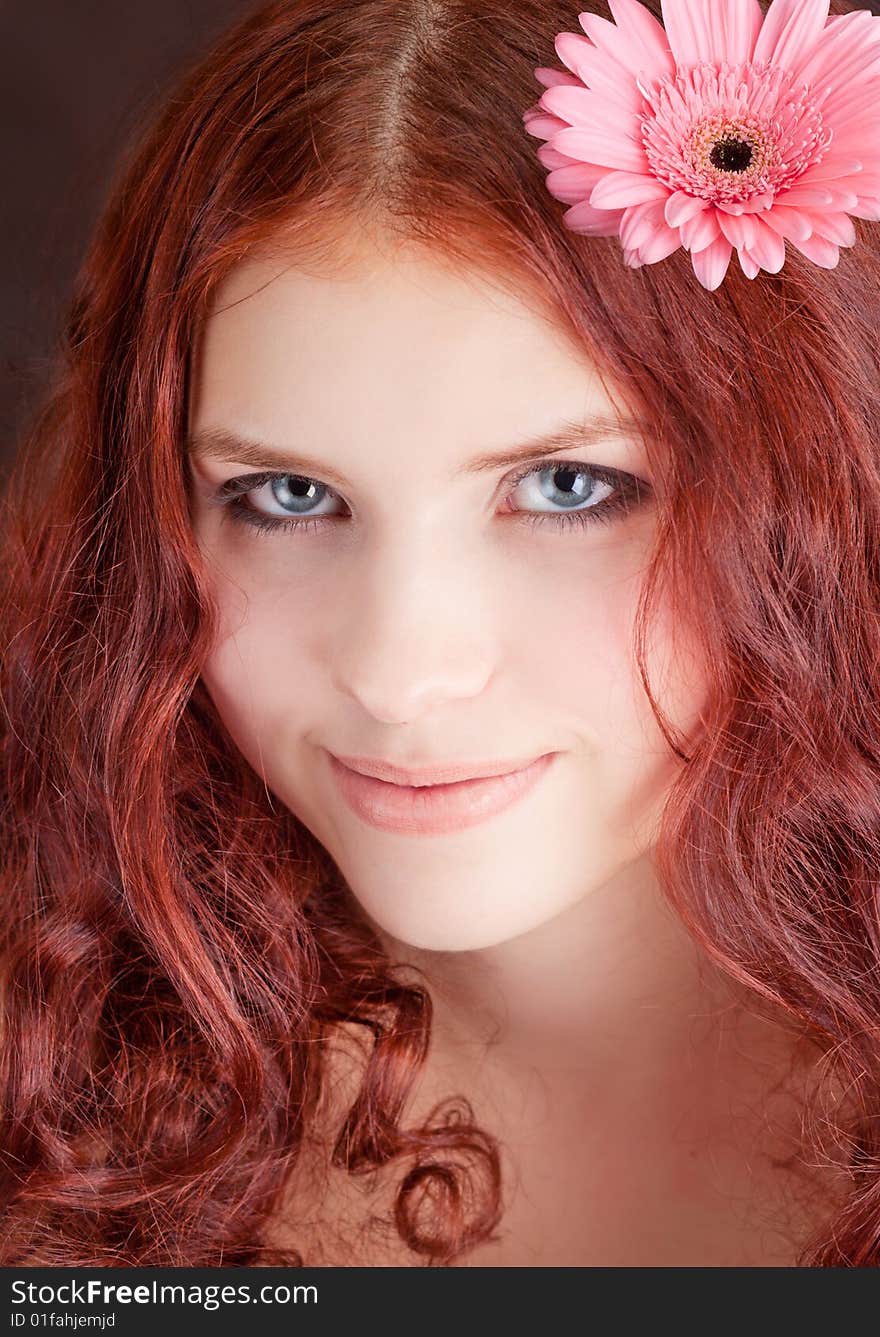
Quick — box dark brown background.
[3,1,879,471]
[1,0,253,471]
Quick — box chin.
[354,897,565,955]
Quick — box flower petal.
[791,232,841,267]
[738,248,761,279]
[830,113,880,148]
[606,0,676,79]
[716,195,776,216]
[540,83,606,126]
[552,125,649,173]
[523,109,568,140]
[660,0,763,67]
[537,143,578,170]
[534,66,582,90]
[848,177,880,195]
[590,170,669,209]
[637,221,683,264]
[849,198,880,221]
[554,32,597,78]
[797,10,880,117]
[822,189,859,212]
[563,200,626,236]
[664,190,709,228]
[617,199,682,261]
[554,32,645,114]
[578,8,675,82]
[752,0,832,79]
[808,212,857,246]
[679,208,721,251]
[820,56,880,128]
[546,163,608,204]
[619,198,678,250]
[577,10,632,66]
[759,205,813,241]
[737,192,778,215]
[745,216,787,272]
[776,185,835,207]
[691,236,733,290]
[717,212,750,248]
[795,158,863,186]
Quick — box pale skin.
[186,224,849,1265]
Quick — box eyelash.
[209,458,649,537]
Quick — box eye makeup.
[202,457,652,538]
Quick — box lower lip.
[326,751,558,836]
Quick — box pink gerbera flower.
[523,0,880,289]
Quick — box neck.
[378,853,800,1127]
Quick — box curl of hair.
[2,0,880,1265]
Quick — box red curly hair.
[2,0,880,1265]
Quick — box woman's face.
[187,234,707,952]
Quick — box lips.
[325,749,557,836]
[330,753,545,787]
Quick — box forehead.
[189,243,627,465]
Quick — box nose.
[329,535,496,725]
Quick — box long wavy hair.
[2,0,880,1266]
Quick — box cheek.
[511,532,708,845]
[195,555,318,776]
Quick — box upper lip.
[329,751,548,787]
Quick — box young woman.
[2,0,878,1266]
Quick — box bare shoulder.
[261,1005,857,1267]
[701,1001,856,1265]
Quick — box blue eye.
[209,458,650,536]
[505,460,643,529]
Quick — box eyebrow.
[185,416,643,489]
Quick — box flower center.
[708,135,752,172]
[637,59,832,205]
[686,110,776,193]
